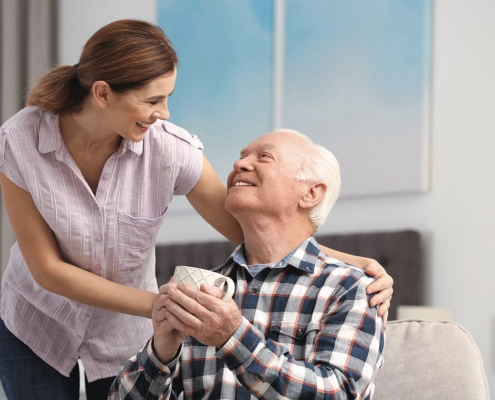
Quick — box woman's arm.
[186,156,243,244]
[320,245,393,320]
[0,173,158,318]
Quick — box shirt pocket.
[117,210,166,269]
[266,322,321,360]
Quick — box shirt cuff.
[216,317,263,370]
[141,338,181,379]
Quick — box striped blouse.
[0,107,203,381]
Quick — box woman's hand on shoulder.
[319,245,393,328]
[361,258,393,327]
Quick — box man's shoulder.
[315,250,375,288]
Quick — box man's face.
[225,132,310,218]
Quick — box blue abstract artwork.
[157,0,274,187]
[157,0,432,201]
[283,0,432,197]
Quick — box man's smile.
[233,181,255,187]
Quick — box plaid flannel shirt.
[109,237,385,399]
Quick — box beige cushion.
[374,319,490,399]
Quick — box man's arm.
[218,273,384,399]
[164,276,384,399]
[108,338,183,400]
[108,283,187,400]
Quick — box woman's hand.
[152,283,188,363]
[361,259,393,327]
[319,245,393,328]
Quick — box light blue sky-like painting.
[156,0,431,239]
[284,0,432,197]
[158,0,273,187]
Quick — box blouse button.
[95,236,102,242]
[95,264,101,270]
[102,173,109,180]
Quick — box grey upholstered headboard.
[155,230,421,320]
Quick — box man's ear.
[299,182,326,210]
[92,81,112,108]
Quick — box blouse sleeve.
[0,130,30,191]
[159,121,204,196]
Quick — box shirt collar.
[214,236,320,275]
[38,111,143,156]
[38,112,64,154]
[115,138,143,156]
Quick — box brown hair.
[27,19,178,115]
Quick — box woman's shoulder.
[1,107,47,134]
[148,119,203,150]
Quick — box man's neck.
[239,215,314,265]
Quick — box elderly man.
[110,130,385,399]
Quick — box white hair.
[276,129,341,232]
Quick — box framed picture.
[158,0,432,220]
[283,0,432,197]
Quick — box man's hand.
[163,282,243,348]
[152,283,187,363]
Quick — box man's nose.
[233,157,254,172]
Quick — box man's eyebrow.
[240,143,277,157]
[261,143,276,151]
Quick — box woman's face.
[106,70,177,142]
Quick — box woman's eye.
[149,100,159,106]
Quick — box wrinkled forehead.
[240,132,303,158]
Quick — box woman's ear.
[92,81,112,108]
[299,182,326,210]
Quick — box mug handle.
[214,276,235,301]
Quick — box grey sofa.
[374,319,490,399]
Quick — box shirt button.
[102,173,109,180]
[251,288,259,294]
[296,329,303,338]
[95,236,102,241]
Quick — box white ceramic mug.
[173,266,235,302]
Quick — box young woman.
[0,20,392,399]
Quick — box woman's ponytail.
[26,65,89,115]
